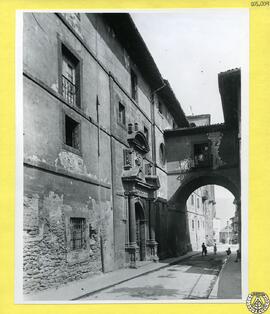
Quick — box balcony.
[193,143,212,169]
[62,75,78,106]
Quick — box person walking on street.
[214,243,217,254]
[226,247,231,256]
[201,242,207,256]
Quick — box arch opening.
[166,174,241,257]
[185,184,239,253]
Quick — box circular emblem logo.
[246,292,270,314]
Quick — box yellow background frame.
[0,0,269,313]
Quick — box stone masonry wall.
[23,167,113,294]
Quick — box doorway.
[135,202,146,261]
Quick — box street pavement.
[82,248,229,301]
[24,244,240,301]
[209,245,241,299]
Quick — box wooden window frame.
[63,111,82,155]
[118,102,126,127]
[58,39,82,109]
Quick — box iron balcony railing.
[62,75,79,106]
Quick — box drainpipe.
[150,82,166,176]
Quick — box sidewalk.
[209,251,241,299]
[24,251,200,302]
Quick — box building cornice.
[164,123,235,137]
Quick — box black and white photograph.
[17,10,249,303]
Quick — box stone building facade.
[186,184,216,250]
[185,114,216,248]
[23,12,240,294]
[23,12,190,293]
[213,217,221,243]
[186,188,206,251]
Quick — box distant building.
[219,223,234,244]
[230,199,240,243]
[213,217,221,243]
[186,188,206,251]
[186,114,211,127]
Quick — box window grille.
[61,45,80,107]
[70,217,85,250]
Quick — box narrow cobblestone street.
[82,249,229,301]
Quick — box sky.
[131,10,247,223]
[131,9,249,123]
[214,186,235,228]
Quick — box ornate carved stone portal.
[122,125,160,267]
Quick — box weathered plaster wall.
[85,14,152,119]
[166,207,191,257]
[24,78,112,187]
[24,13,111,131]
[23,167,113,293]
[156,168,167,199]
[154,201,169,258]
[154,125,167,200]
[111,81,153,161]
[166,130,239,174]
[154,96,175,131]
[23,12,192,293]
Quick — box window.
[192,220,194,231]
[131,69,138,101]
[61,45,80,107]
[65,115,80,150]
[159,143,165,165]
[144,126,149,142]
[198,220,200,229]
[197,198,200,209]
[70,218,85,250]
[194,143,211,167]
[118,102,126,126]
[191,195,194,205]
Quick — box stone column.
[147,200,159,261]
[128,195,137,268]
[149,200,155,241]
[129,195,136,245]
